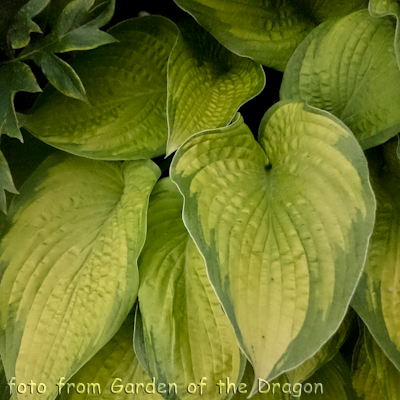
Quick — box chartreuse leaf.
[286,309,355,385]
[166,17,265,155]
[0,152,160,400]
[134,177,245,400]
[6,0,50,49]
[299,353,357,399]
[281,9,400,150]
[173,0,367,71]
[21,16,178,160]
[353,323,400,399]
[58,310,163,400]
[0,62,41,140]
[0,151,18,214]
[233,363,290,399]
[352,139,400,371]
[171,101,375,395]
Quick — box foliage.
[1,0,400,399]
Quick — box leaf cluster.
[1,1,400,400]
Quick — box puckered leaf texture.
[0,152,160,400]
[171,101,375,394]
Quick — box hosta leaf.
[369,0,400,67]
[166,17,265,155]
[281,9,400,149]
[6,0,50,49]
[59,310,163,400]
[134,177,245,400]
[0,152,160,400]
[364,325,400,399]
[233,363,290,399]
[353,323,400,399]
[300,353,357,399]
[174,0,367,71]
[171,101,375,395]
[352,330,386,400]
[32,51,88,103]
[21,16,178,160]
[286,308,355,385]
[0,62,41,140]
[0,151,18,214]
[352,139,400,370]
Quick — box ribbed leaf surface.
[59,311,163,400]
[171,101,375,394]
[174,0,367,71]
[281,9,400,149]
[0,153,160,400]
[135,178,245,400]
[166,17,264,155]
[21,16,178,160]
[352,139,400,371]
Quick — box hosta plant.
[1,0,400,399]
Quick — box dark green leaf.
[0,62,41,140]
[33,51,88,102]
[6,0,50,49]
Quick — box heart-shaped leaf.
[134,177,245,400]
[171,101,375,394]
[281,9,400,149]
[0,152,160,400]
[166,17,264,155]
[352,139,400,371]
[21,16,178,160]
[174,0,367,71]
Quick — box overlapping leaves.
[352,324,400,399]
[352,139,400,370]
[173,0,367,71]
[166,17,264,155]
[59,310,163,400]
[20,16,178,160]
[281,9,400,149]
[134,178,245,400]
[0,152,159,400]
[171,101,375,393]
